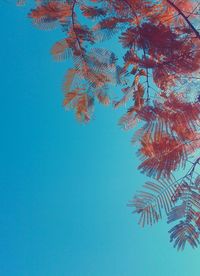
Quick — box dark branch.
[166,0,200,39]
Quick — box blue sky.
[1,3,200,276]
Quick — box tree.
[26,0,200,250]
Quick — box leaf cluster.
[26,0,200,250]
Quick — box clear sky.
[1,3,200,276]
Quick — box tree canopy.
[24,0,200,250]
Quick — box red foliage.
[29,2,71,23]
[138,131,186,179]
[27,0,200,250]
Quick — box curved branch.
[187,157,200,177]
[166,0,200,39]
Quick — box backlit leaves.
[26,0,200,250]
[167,175,200,250]
[29,2,71,29]
[130,178,178,227]
[138,131,187,179]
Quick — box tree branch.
[166,0,200,39]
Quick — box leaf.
[29,2,71,22]
[137,93,200,142]
[76,94,91,122]
[96,90,110,105]
[81,5,107,18]
[130,178,177,227]
[51,39,72,61]
[169,221,200,250]
[138,131,187,179]
[167,203,187,224]
[167,177,200,250]
[63,91,78,106]
[63,69,77,92]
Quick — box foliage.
[25,0,200,250]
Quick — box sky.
[1,2,200,276]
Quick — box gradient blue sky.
[1,3,200,276]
